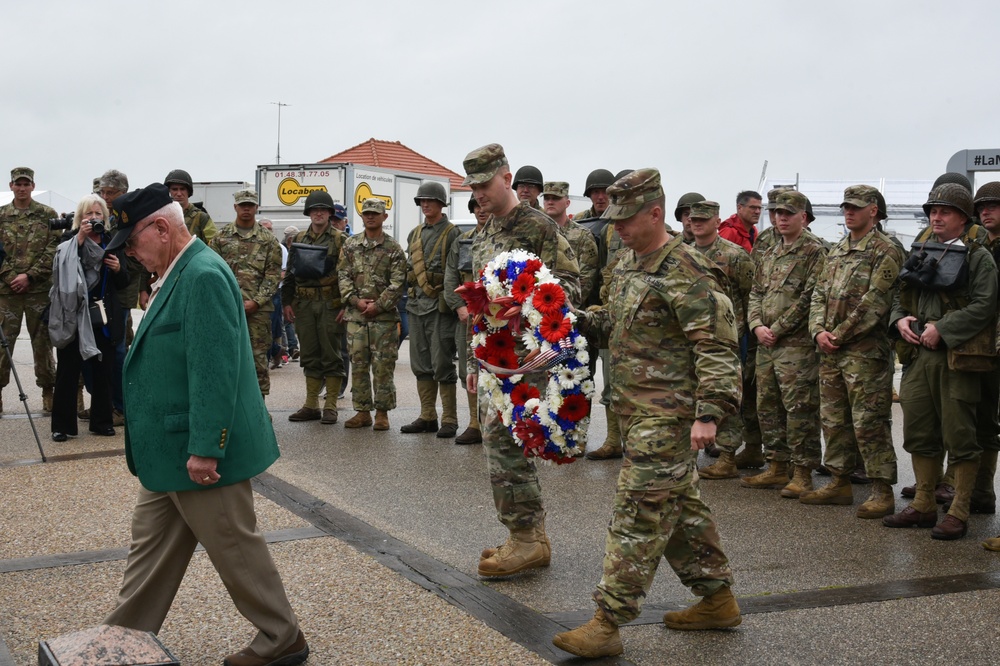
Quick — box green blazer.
[123,240,279,492]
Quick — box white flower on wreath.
[575,349,590,366]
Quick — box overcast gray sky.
[4,1,997,213]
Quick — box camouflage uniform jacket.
[578,236,740,421]
[470,201,580,367]
[280,224,345,307]
[0,199,59,294]
[183,204,218,244]
[809,228,903,352]
[748,232,827,347]
[890,234,998,349]
[558,219,599,306]
[209,222,282,312]
[406,214,460,316]
[694,236,754,336]
[752,225,826,260]
[443,226,482,312]
[338,232,405,323]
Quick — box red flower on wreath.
[510,383,541,406]
[511,272,536,304]
[525,258,543,274]
[484,329,515,354]
[532,282,565,316]
[558,393,590,422]
[456,280,489,315]
[513,418,546,454]
[539,312,572,342]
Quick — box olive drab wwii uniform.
[802,185,903,516]
[164,169,217,244]
[208,189,282,396]
[884,183,999,540]
[281,190,346,423]
[338,198,406,426]
[0,167,59,413]
[555,169,741,659]
[403,180,462,437]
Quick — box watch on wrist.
[696,415,716,423]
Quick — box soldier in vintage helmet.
[511,165,544,209]
[164,168,217,243]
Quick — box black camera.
[49,212,74,231]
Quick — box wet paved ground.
[1,318,999,665]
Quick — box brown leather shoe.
[320,408,338,424]
[373,410,390,431]
[436,422,458,438]
[454,427,482,445]
[900,484,916,498]
[934,483,955,504]
[400,417,438,433]
[224,629,308,666]
[882,506,937,528]
[931,514,968,540]
[112,410,125,427]
[288,407,321,422]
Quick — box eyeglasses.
[125,220,156,249]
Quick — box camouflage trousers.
[756,344,821,468]
[294,298,345,380]
[247,310,272,395]
[819,348,896,482]
[901,349,981,462]
[741,341,762,448]
[482,372,544,531]
[0,293,56,390]
[595,414,733,626]
[347,320,399,411]
[408,309,458,383]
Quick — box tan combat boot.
[401,380,439,433]
[321,377,342,424]
[933,460,977,540]
[552,608,623,658]
[662,586,742,630]
[734,443,765,469]
[798,470,853,505]
[857,479,895,518]
[780,465,814,499]
[373,410,390,431]
[586,406,623,460]
[344,411,372,429]
[478,524,551,577]
[437,382,458,438]
[289,376,324,421]
[42,387,54,413]
[699,452,739,480]
[739,460,788,489]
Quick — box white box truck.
[255,163,452,243]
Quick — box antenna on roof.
[757,160,768,191]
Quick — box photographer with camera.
[48,194,129,441]
[884,183,999,540]
[0,167,59,415]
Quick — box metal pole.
[270,102,289,164]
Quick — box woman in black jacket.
[49,194,129,441]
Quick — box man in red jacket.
[719,190,763,253]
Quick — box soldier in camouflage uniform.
[281,190,347,424]
[543,181,599,310]
[685,201,755,480]
[463,144,580,578]
[553,169,741,660]
[751,186,795,261]
[209,189,282,397]
[884,183,998,540]
[164,169,217,244]
[442,198,489,445]
[743,191,827,495]
[800,185,902,517]
[402,181,462,438]
[338,199,405,431]
[0,167,59,414]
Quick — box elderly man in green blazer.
[102,184,308,666]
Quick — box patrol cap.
[688,201,720,220]
[462,143,508,186]
[542,181,570,198]
[606,168,664,220]
[10,167,33,183]
[332,203,348,220]
[841,185,879,209]
[774,190,809,216]
[766,186,794,210]
[361,198,386,214]
[233,188,258,206]
[106,183,174,252]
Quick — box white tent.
[0,190,79,216]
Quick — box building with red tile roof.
[319,138,470,192]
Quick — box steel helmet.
[805,197,816,223]
[303,190,335,215]
[923,183,974,219]
[932,172,973,194]
[163,169,194,196]
[583,169,615,197]
[512,165,544,190]
[974,181,1000,210]
[614,169,634,180]
[413,181,448,206]
[874,189,888,221]
[674,192,705,222]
